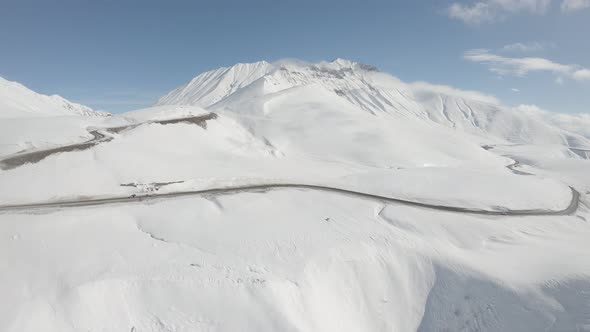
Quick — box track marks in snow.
[439,96,456,128]
[134,220,215,257]
[135,222,170,244]
[203,195,224,211]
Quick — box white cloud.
[514,104,590,134]
[447,0,589,23]
[464,49,570,75]
[561,0,590,11]
[573,69,590,80]
[501,41,553,52]
[556,76,565,84]
[515,104,544,113]
[464,49,590,82]
[410,81,500,104]
[447,0,552,24]
[448,2,495,24]
[493,0,552,12]
[511,88,520,92]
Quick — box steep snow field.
[1,59,589,331]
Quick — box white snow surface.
[0,116,115,155]
[0,105,572,211]
[121,105,211,122]
[1,191,589,332]
[1,59,590,332]
[0,76,109,118]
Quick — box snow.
[1,59,590,331]
[0,76,109,118]
[156,61,273,107]
[338,167,572,210]
[1,190,589,331]
[0,116,113,155]
[121,105,210,122]
[487,143,590,192]
[0,106,572,211]
[158,59,590,148]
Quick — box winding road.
[0,115,582,216]
[0,131,112,170]
[506,160,533,176]
[0,183,580,216]
[0,113,218,170]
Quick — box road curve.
[0,183,580,216]
[0,131,112,170]
[506,160,533,176]
[0,113,218,171]
[0,120,580,215]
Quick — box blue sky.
[0,0,588,113]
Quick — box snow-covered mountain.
[2,60,590,332]
[157,59,590,148]
[157,61,273,107]
[0,76,109,118]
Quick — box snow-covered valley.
[1,59,589,332]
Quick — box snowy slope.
[157,59,590,148]
[1,60,590,332]
[157,61,273,107]
[1,187,589,332]
[214,82,505,169]
[0,76,109,118]
[0,116,113,155]
[0,103,574,212]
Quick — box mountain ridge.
[155,59,590,148]
[0,76,109,118]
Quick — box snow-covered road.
[0,113,580,216]
[0,113,218,170]
[0,182,580,216]
[0,130,111,170]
